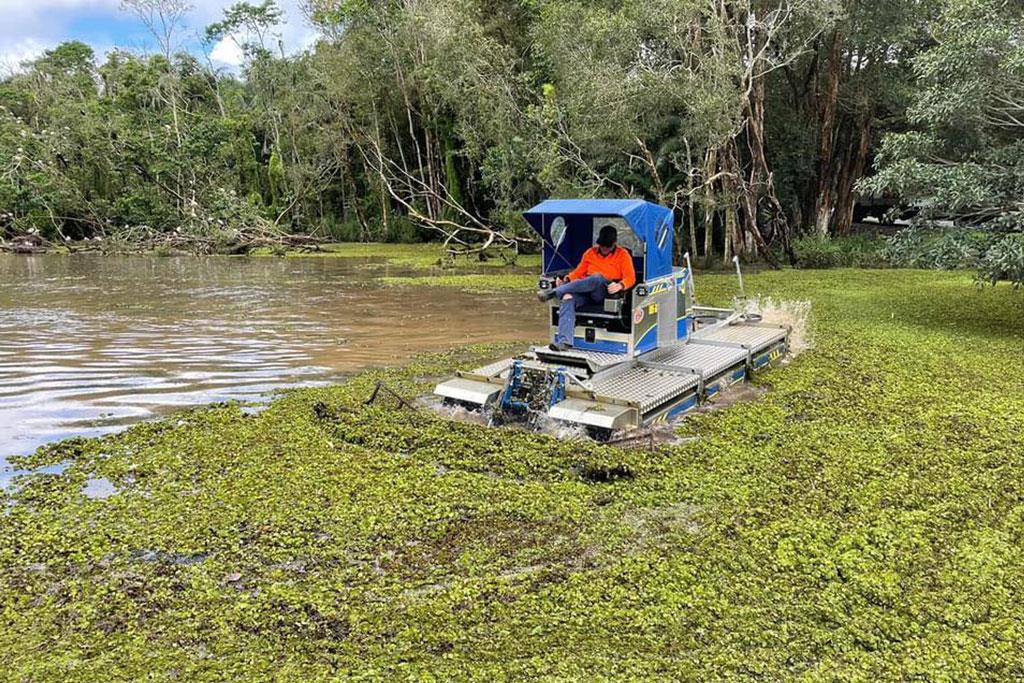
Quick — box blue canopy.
[523,199,675,282]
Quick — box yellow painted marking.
[648,283,671,296]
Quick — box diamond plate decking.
[469,356,593,382]
[588,367,699,414]
[533,347,626,371]
[648,343,748,380]
[692,324,787,353]
[521,360,591,378]
[470,358,515,379]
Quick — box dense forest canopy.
[0,0,1021,278]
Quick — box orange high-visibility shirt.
[567,246,636,290]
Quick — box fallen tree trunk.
[0,235,50,254]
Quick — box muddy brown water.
[0,255,547,482]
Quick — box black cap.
[597,225,618,247]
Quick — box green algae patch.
[249,241,446,266]
[251,242,541,272]
[381,273,536,293]
[3,271,1024,680]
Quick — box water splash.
[735,296,814,357]
[532,412,588,441]
[418,395,490,426]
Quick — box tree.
[204,1,285,61]
[766,0,940,239]
[4,0,1019,274]
[862,0,1024,285]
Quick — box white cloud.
[1,0,319,75]
[0,38,47,74]
[209,36,244,66]
[0,1,120,73]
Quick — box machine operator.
[537,225,636,351]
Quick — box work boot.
[537,288,556,302]
[548,341,571,352]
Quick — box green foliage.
[2,270,1023,679]
[793,234,886,269]
[384,215,424,244]
[881,223,985,270]
[1,0,1022,269]
[203,1,284,61]
[318,216,364,243]
[267,146,286,206]
[880,217,1024,287]
[978,230,1024,288]
[863,0,1024,285]
[0,44,285,245]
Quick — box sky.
[0,0,319,73]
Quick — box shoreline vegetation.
[0,238,539,270]
[3,228,1018,287]
[3,0,1023,285]
[3,269,1023,679]
[3,234,1017,299]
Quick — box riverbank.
[0,238,543,271]
[2,269,1023,679]
[252,242,540,271]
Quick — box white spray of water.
[418,395,490,425]
[734,295,814,357]
[532,412,589,441]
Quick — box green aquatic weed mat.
[251,242,541,272]
[2,270,1023,680]
[381,273,537,292]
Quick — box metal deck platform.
[648,343,749,380]
[465,356,590,383]
[692,323,787,352]
[532,347,626,372]
[469,358,515,380]
[586,366,699,414]
[436,319,790,434]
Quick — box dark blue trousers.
[553,274,608,345]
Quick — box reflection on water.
[0,255,545,479]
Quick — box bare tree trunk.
[702,147,717,259]
[687,198,698,262]
[392,54,428,219]
[682,138,699,260]
[722,135,777,265]
[834,113,872,236]
[814,31,843,237]
[424,124,440,219]
[723,204,736,265]
[370,106,390,237]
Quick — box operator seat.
[559,287,634,334]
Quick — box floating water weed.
[1,270,1023,680]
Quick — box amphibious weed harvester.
[434,199,790,439]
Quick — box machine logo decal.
[647,283,671,296]
[634,309,645,324]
